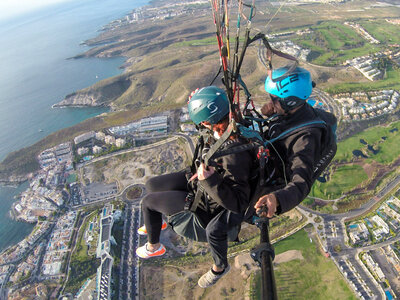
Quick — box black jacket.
[266,103,323,214]
[195,137,254,215]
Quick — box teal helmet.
[265,67,313,112]
[188,86,230,125]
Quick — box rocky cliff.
[53,75,131,107]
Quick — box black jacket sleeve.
[273,127,322,214]
[199,147,253,214]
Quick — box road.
[119,205,140,300]
[76,135,180,169]
[311,88,342,122]
[174,133,195,157]
[298,174,400,299]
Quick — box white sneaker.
[136,243,166,259]
[198,265,230,288]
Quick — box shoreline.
[0,177,28,187]
[51,103,110,109]
[0,0,154,265]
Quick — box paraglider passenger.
[136,86,255,288]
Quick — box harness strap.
[205,120,327,166]
[208,143,258,160]
[190,185,204,213]
[203,120,236,167]
[191,135,204,173]
[266,120,326,145]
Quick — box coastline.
[0,0,208,183]
[51,103,109,109]
[0,0,152,255]
[0,176,28,187]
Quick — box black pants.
[141,171,231,269]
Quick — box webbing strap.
[190,185,204,213]
[203,120,236,167]
[209,143,258,160]
[206,120,327,164]
[266,120,326,145]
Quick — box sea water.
[0,0,148,252]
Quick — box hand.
[197,163,215,180]
[254,194,278,218]
[261,100,274,116]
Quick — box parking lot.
[81,182,118,204]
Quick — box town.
[2,0,400,299]
[1,79,400,298]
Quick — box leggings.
[142,171,188,244]
[141,171,232,269]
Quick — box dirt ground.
[274,250,304,264]
[362,161,378,178]
[140,248,304,300]
[83,139,189,190]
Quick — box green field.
[327,66,400,94]
[310,164,368,199]
[309,121,400,199]
[359,20,400,44]
[252,228,356,300]
[293,21,383,66]
[335,120,400,164]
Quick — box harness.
[186,112,332,215]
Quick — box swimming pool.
[385,290,393,300]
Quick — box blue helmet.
[265,67,313,111]
[188,86,230,125]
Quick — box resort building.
[104,135,116,145]
[74,131,95,145]
[115,138,126,148]
[96,204,114,300]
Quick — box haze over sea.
[0,0,147,252]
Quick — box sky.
[0,0,71,21]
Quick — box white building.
[104,135,116,145]
[348,222,369,244]
[371,215,390,235]
[77,147,89,156]
[42,262,62,276]
[93,145,103,154]
[361,252,385,282]
[95,204,114,300]
[180,123,196,132]
[115,138,126,148]
[74,131,95,145]
[270,40,310,61]
[96,131,106,141]
[139,115,168,133]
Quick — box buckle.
[184,193,194,211]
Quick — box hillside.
[2,0,400,181]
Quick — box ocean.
[0,0,148,252]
